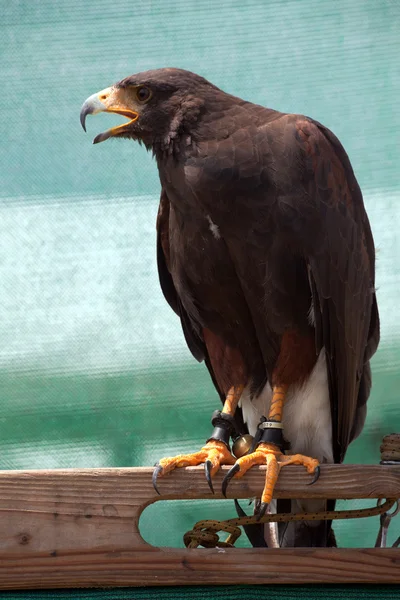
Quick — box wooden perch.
[0,464,399,589]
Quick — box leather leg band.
[256,418,284,450]
[207,410,236,449]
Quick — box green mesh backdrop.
[1,0,400,580]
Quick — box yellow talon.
[223,442,320,505]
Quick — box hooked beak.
[80,87,139,144]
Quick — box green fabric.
[2,587,400,600]
[1,0,400,588]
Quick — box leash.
[184,498,398,548]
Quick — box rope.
[184,498,398,548]
[381,433,400,463]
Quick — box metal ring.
[258,421,284,430]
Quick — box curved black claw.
[256,502,269,522]
[152,463,163,495]
[222,463,240,498]
[236,499,268,548]
[307,465,320,486]
[204,460,214,494]
[234,498,248,518]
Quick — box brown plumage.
[80,68,379,547]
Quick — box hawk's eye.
[136,86,151,103]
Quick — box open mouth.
[91,108,139,145]
[80,89,139,144]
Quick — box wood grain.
[0,464,399,588]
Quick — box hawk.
[80,68,379,547]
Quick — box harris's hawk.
[80,68,379,547]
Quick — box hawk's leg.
[152,385,243,494]
[222,384,320,517]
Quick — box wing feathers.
[292,120,379,460]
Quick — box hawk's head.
[80,68,220,151]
